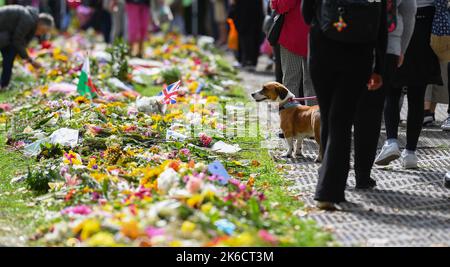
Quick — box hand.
[367,73,383,91]
[397,54,404,68]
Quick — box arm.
[301,0,316,25]
[12,17,33,60]
[399,0,417,56]
[271,0,298,14]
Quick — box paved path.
[238,60,450,247]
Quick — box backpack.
[316,0,384,43]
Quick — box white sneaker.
[442,117,450,131]
[401,150,418,169]
[375,142,401,166]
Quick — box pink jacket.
[272,0,309,57]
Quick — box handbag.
[430,6,450,61]
[227,19,239,51]
[267,11,285,46]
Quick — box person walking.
[431,0,450,131]
[354,0,417,189]
[375,0,442,169]
[125,0,152,57]
[302,0,388,209]
[271,0,315,105]
[0,5,54,89]
[229,0,264,71]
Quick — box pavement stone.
[238,62,450,247]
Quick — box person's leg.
[274,44,283,83]
[301,57,317,106]
[1,46,16,89]
[384,85,403,140]
[279,46,303,97]
[138,5,150,57]
[100,9,112,43]
[405,85,427,151]
[315,74,369,202]
[354,54,398,187]
[126,3,139,56]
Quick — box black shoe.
[423,111,435,126]
[444,172,450,189]
[355,178,377,190]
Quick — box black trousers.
[238,31,261,67]
[274,44,283,83]
[1,46,16,88]
[384,85,427,151]
[310,26,375,203]
[448,62,450,115]
[354,54,399,181]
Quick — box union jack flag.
[158,80,181,104]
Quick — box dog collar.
[279,98,301,112]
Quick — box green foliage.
[38,143,64,160]
[25,166,62,195]
[107,38,130,81]
[161,67,182,85]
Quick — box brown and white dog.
[252,82,322,162]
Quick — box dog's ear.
[275,84,289,100]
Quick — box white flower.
[157,168,180,194]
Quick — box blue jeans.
[1,45,16,88]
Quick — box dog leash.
[291,96,318,102]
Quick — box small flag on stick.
[77,57,103,99]
[158,80,181,104]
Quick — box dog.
[252,82,322,162]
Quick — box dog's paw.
[315,156,323,163]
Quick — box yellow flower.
[170,240,183,247]
[224,232,255,247]
[91,172,107,182]
[201,203,213,213]
[87,232,117,247]
[187,194,204,208]
[120,220,141,240]
[74,96,90,105]
[206,96,219,103]
[73,219,101,241]
[39,85,49,94]
[63,151,82,165]
[73,107,81,113]
[181,221,196,234]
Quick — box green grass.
[134,84,163,97]
[0,133,43,242]
[231,137,333,246]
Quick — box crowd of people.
[0,0,449,210]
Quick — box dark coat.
[0,5,39,59]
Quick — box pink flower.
[199,133,213,147]
[187,176,203,194]
[146,227,165,238]
[65,173,80,187]
[0,103,12,112]
[179,148,190,156]
[258,230,278,245]
[61,205,92,216]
